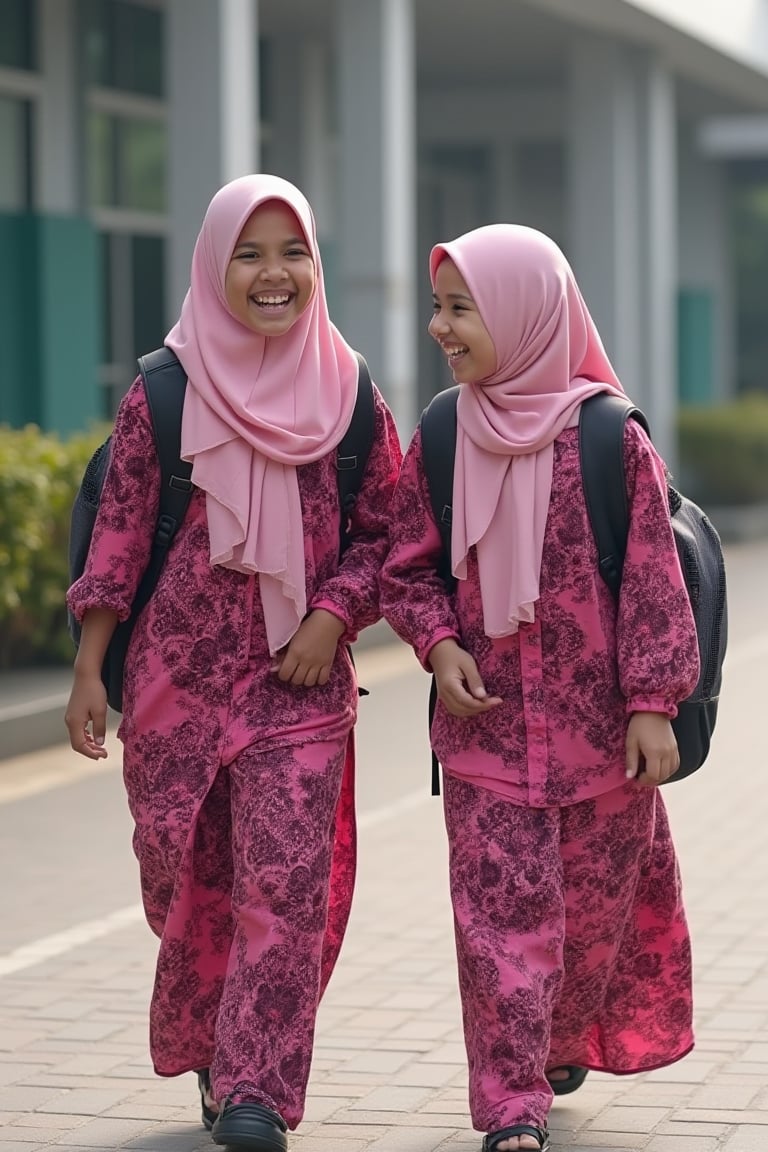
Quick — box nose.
[259,258,287,281]
[428,311,449,338]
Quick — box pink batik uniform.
[381,416,701,1134]
[68,376,401,1128]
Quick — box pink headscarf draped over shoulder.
[429,224,626,638]
[166,174,359,655]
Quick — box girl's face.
[428,256,496,384]
[225,200,316,335]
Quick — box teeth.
[444,345,468,359]
[254,294,290,305]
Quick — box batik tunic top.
[381,418,700,808]
[68,378,402,761]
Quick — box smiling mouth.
[441,344,469,362]
[249,293,294,312]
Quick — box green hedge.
[0,423,107,669]
[678,393,768,506]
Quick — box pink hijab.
[430,224,626,638]
[166,174,359,655]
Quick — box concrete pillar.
[267,38,302,188]
[167,0,259,318]
[491,141,520,221]
[642,58,678,460]
[336,0,417,441]
[300,40,334,239]
[567,38,678,464]
[37,0,82,213]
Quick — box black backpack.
[68,347,376,712]
[420,386,727,791]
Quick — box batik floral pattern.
[68,380,401,1126]
[444,775,693,1133]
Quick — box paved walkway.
[1,546,767,1151]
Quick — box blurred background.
[2,0,768,672]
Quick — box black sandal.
[546,1064,589,1096]
[211,1098,288,1151]
[482,1125,550,1152]
[197,1068,218,1131]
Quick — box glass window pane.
[81,0,164,97]
[87,113,166,212]
[118,118,166,212]
[0,95,32,210]
[99,232,113,365]
[0,0,36,70]
[113,1,164,97]
[81,0,108,86]
[87,111,116,208]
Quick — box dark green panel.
[0,0,36,70]
[132,234,166,356]
[36,216,101,434]
[0,213,41,425]
[678,289,713,405]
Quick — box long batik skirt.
[442,775,693,1134]
[123,733,355,1130]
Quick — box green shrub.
[678,394,768,506]
[0,423,108,668]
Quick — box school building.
[3,0,768,462]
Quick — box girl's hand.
[626,711,679,786]
[428,639,502,718]
[274,609,346,687]
[65,672,109,760]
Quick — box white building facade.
[3,0,768,464]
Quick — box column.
[642,56,678,463]
[34,0,99,432]
[335,0,417,440]
[167,0,259,317]
[567,38,678,464]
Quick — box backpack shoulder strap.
[419,385,460,569]
[337,352,376,555]
[137,347,193,552]
[419,385,460,799]
[578,392,650,599]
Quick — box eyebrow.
[432,291,475,303]
[233,236,309,251]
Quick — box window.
[0,94,33,209]
[88,110,166,212]
[82,0,163,98]
[81,0,168,413]
[99,231,167,414]
[0,0,36,71]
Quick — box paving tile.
[348,1086,433,1113]
[587,1105,670,1132]
[645,1138,720,1151]
[722,1128,768,1151]
[36,1088,137,1115]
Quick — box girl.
[65,174,401,1152]
[380,225,700,1152]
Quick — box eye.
[286,247,310,258]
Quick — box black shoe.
[546,1064,589,1096]
[211,1099,288,1150]
[197,1069,218,1131]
